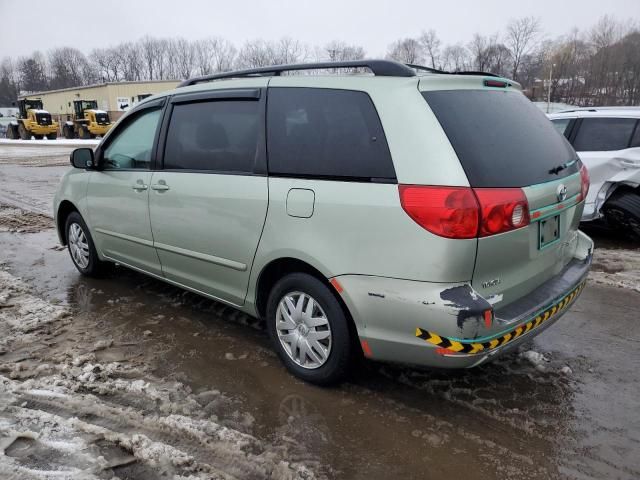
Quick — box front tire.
[78,126,89,140]
[266,273,351,385]
[46,133,57,140]
[65,212,108,277]
[603,191,640,240]
[18,123,30,140]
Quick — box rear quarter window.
[267,88,395,181]
[422,90,579,188]
[573,117,638,152]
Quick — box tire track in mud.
[0,205,53,233]
[0,267,326,480]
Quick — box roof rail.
[406,63,447,74]
[178,60,416,87]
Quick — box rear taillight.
[474,188,530,237]
[399,185,530,239]
[398,186,479,239]
[579,164,589,202]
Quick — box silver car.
[549,107,640,239]
[54,60,593,384]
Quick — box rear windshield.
[422,90,579,187]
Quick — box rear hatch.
[421,83,584,310]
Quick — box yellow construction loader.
[62,100,113,139]
[6,99,58,140]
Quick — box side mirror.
[70,148,95,169]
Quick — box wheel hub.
[275,291,332,369]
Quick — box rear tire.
[6,124,17,139]
[603,191,640,240]
[46,133,57,140]
[266,272,352,385]
[33,134,43,140]
[63,126,75,139]
[65,211,108,277]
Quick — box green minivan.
[54,60,593,384]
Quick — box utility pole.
[547,63,555,113]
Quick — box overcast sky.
[1,0,638,58]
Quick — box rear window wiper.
[548,159,577,175]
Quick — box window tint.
[267,88,395,180]
[573,118,637,152]
[551,118,572,137]
[103,108,161,170]
[164,100,260,173]
[422,90,578,188]
[632,122,640,148]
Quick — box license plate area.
[539,215,560,249]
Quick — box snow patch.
[589,248,640,293]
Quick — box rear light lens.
[579,164,590,202]
[474,188,530,237]
[399,185,530,239]
[398,185,479,239]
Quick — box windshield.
[422,90,579,188]
[95,112,110,124]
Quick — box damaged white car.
[549,107,640,238]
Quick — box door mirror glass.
[70,148,95,169]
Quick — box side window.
[163,100,260,173]
[267,88,395,180]
[573,118,637,152]
[103,108,161,169]
[550,118,572,137]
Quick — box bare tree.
[323,41,365,62]
[209,38,236,72]
[505,16,542,81]
[237,40,273,68]
[386,38,423,64]
[269,37,308,65]
[48,47,92,88]
[419,30,441,69]
[441,44,471,72]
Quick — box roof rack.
[558,106,640,113]
[178,60,416,87]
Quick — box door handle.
[132,181,148,191]
[151,183,170,191]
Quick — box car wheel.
[65,212,108,276]
[266,273,351,385]
[603,191,640,240]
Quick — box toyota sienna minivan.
[54,60,593,384]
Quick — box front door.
[148,89,269,306]
[87,104,164,276]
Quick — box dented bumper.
[334,231,593,369]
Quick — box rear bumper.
[334,230,593,369]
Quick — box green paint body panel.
[54,71,593,370]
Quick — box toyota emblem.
[557,184,568,202]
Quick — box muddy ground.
[0,144,639,479]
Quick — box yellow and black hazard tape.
[416,281,586,355]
